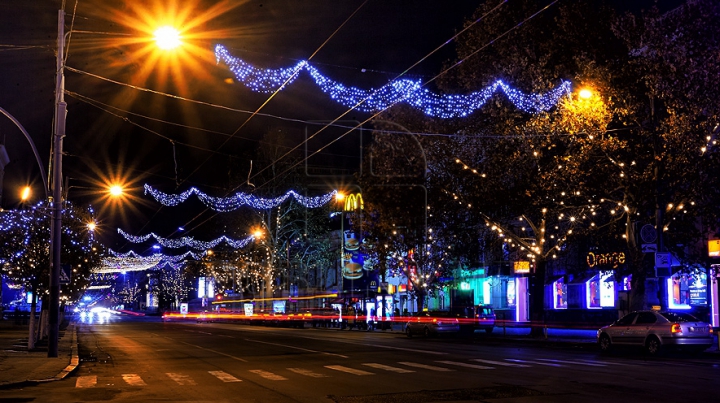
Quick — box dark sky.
[0,0,685,249]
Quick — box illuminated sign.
[460,281,471,290]
[513,261,531,273]
[709,239,720,257]
[587,252,626,269]
[343,193,364,212]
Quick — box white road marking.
[398,362,454,372]
[471,358,531,367]
[166,373,197,385]
[325,365,375,376]
[209,370,242,382]
[362,363,415,373]
[538,358,607,367]
[176,341,248,362]
[75,375,97,388]
[506,359,563,367]
[244,338,348,358]
[287,367,329,378]
[249,369,288,381]
[122,374,147,386]
[436,360,494,370]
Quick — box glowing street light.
[578,88,593,99]
[108,184,124,198]
[20,186,31,202]
[153,26,182,50]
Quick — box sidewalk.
[0,318,79,388]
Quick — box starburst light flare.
[144,184,337,211]
[215,45,571,118]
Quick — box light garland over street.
[117,229,256,250]
[215,45,572,118]
[144,184,337,211]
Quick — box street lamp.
[154,26,182,50]
[109,184,124,198]
[20,186,31,202]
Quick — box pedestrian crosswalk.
[74,357,621,388]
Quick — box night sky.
[0,0,684,248]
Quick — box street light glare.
[154,26,182,50]
[579,88,593,99]
[335,192,345,201]
[20,186,31,201]
[109,185,124,197]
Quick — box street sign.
[180,303,188,315]
[640,224,657,243]
[641,243,657,253]
[60,264,71,285]
[655,252,671,268]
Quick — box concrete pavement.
[0,317,79,388]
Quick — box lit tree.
[374,0,720,335]
[0,201,103,344]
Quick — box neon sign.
[587,252,626,269]
[343,193,364,212]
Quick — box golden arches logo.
[344,193,364,212]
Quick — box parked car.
[597,310,714,355]
[474,305,496,333]
[405,311,460,337]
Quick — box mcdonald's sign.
[343,193,364,212]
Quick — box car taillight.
[671,323,682,334]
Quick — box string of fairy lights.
[215,45,572,119]
[144,184,337,212]
[117,229,256,250]
[449,156,702,263]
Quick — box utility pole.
[48,9,66,358]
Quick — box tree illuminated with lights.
[375,0,720,333]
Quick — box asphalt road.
[2,315,718,403]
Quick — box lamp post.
[335,192,346,297]
[48,8,67,358]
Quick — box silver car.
[597,310,714,355]
[405,311,460,337]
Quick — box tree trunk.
[529,260,547,338]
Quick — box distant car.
[405,311,460,337]
[474,305,496,333]
[597,310,714,355]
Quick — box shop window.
[553,278,567,309]
[667,269,707,310]
[622,275,632,291]
[506,279,516,308]
[585,271,615,309]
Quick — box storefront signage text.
[587,251,626,269]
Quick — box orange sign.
[709,239,720,257]
[513,261,531,273]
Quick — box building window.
[553,278,567,309]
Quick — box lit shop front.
[544,251,624,325]
[483,262,530,323]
